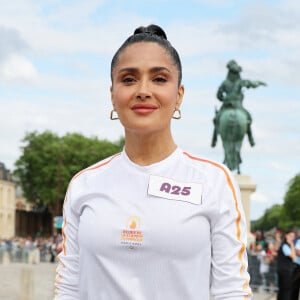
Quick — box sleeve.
[210,170,252,300]
[296,240,300,251]
[295,240,300,260]
[54,183,80,299]
[282,244,291,256]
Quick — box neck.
[124,130,177,166]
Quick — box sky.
[0,0,299,220]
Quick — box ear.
[176,84,184,109]
[110,85,114,107]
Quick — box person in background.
[257,243,270,291]
[24,235,33,263]
[276,230,296,300]
[274,230,283,251]
[255,230,266,249]
[265,242,278,292]
[290,229,300,300]
[55,24,252,299]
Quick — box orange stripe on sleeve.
[182,152,247,274]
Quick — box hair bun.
[134,24,167,40]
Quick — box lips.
[131,104,158,115]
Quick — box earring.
[172,109,181,120]
[110,110,119,120]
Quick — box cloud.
[0,26,37,82]
[221,1,300,49]
[0,54,37,82]
[0,26,29,60]
[251,192,268,203]
[41,0,106,28]
[167,1,300,88]
[0,1,150,56]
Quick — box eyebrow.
[117,66,171,74]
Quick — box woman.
[276,230,296,300]
[55,24,252,299]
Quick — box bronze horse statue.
[212,60,266,173]
[217,106,248,173]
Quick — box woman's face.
[110,42,184,136]
[286,232,295,244]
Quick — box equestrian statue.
[211,60,266,174]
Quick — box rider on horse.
[211,60,266,148]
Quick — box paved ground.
[0,262,56,300]
[0,262,277,300]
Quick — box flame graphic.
[130,221,137,229]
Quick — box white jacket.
[55,148,252,299]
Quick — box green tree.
[252,204,283,231]
[14,131,123,215]
[279,173,300,230]
[252,173,300,232]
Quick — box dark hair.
[110,24,182,86]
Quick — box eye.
[153,76,167,83]
[121,76,136,84]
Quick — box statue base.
[235,175,256,244]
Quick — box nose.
[136,92,151,101]
[136,80,151,101]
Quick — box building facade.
[0,162,16,239]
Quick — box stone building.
[0,162,16,239]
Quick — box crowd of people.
[0,234,63,264]
[248,229,300,299]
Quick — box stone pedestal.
[235,175,256,236]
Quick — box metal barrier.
[0,245,52,264]
[248,252,278,293]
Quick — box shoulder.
[180,150,240,201]
[282,243,291,256]
[181,150,233,181]
[64,152,122,208]
[71,152,122,185]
